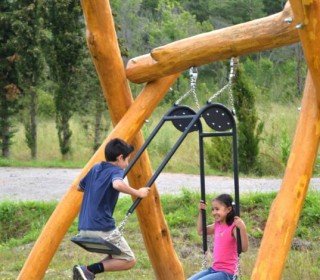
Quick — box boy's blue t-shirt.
[78,162,124,231]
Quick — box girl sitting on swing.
[188,194,249,280]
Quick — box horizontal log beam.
[126,2,299,83]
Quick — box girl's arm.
[197,201,214,236]
[233,216,249,252]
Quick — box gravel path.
[0,167,319,201]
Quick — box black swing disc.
[202,104,234,131]
[168,106,200,132]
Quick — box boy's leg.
[100,257,136,271]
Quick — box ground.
[1,167,320,201]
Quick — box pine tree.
[43,0,85,159]
[0,1,23,157]
[232,64,264,174]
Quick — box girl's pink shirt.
[212,221,237,275]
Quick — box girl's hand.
[234,216,246,230]
[198,200,206,211]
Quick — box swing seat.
[71,236,122,255]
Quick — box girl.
[188,194,249,280]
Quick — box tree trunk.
[25,89,38,159]
[93,97,104,152]
[1,117,10,158]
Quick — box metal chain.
[201,253,208,270]
[103,213,132,247]
[208,58,237,114]
[175,67,200,110]
[232,255,241,280]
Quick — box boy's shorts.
[78,228,135,261]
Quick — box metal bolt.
[284,17,293,23]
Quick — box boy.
[73,138,150,280]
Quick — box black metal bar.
[199,133,207,254]
[127,111,203,215]
[124,108,196,177]
[232,123,242,255]
[200,132,233,137]
[124,117,166,177]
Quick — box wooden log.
[18,74,180,280]
[289,0,320,104]
[126,2,299,83]
[251,72,320,279]
[80,1,184,278]
[18,0,183,278]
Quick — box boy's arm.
[113,179,149,198]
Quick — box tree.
[0,1,23,157]
[232,63,263,174]
[14,0,46,159]
[43,0,85,159]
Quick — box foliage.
[0,201,56,246]
[0,1,24,158]
[13,0,47,159]
[42,0,85,158]
[233,64,264,174]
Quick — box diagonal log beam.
[18,75,180,280]
[18,0,183,278]
[289,0,320,104]
[126,2,299,84]
[251,72,320,279]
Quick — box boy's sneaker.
[73,265,95,280]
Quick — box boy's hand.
[137,187,150,198]
[234,216,246,230]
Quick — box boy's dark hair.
[105,138,134,161]
[214,193,236,226]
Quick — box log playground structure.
[18,1,320,279]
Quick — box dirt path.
[0,167,319,201]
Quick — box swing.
[195,58,243,279]
[71,67,202,255]
[71,236,121,255]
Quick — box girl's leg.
[188,268,214,280]
[197,271,234,280]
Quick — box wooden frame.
[18,1,320,279]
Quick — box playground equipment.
[18,1,320,280]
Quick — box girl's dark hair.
[214,193,236,226]
[105,138,134,161]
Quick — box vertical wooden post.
[80,1,184,279]
[251,73,320,279]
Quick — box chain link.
[232,255,241,280]
[103,213,131,248]
[208,58,237,114]
[175,67,200,110]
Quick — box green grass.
[1,191,319,279]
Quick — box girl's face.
[212,200,232,223]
